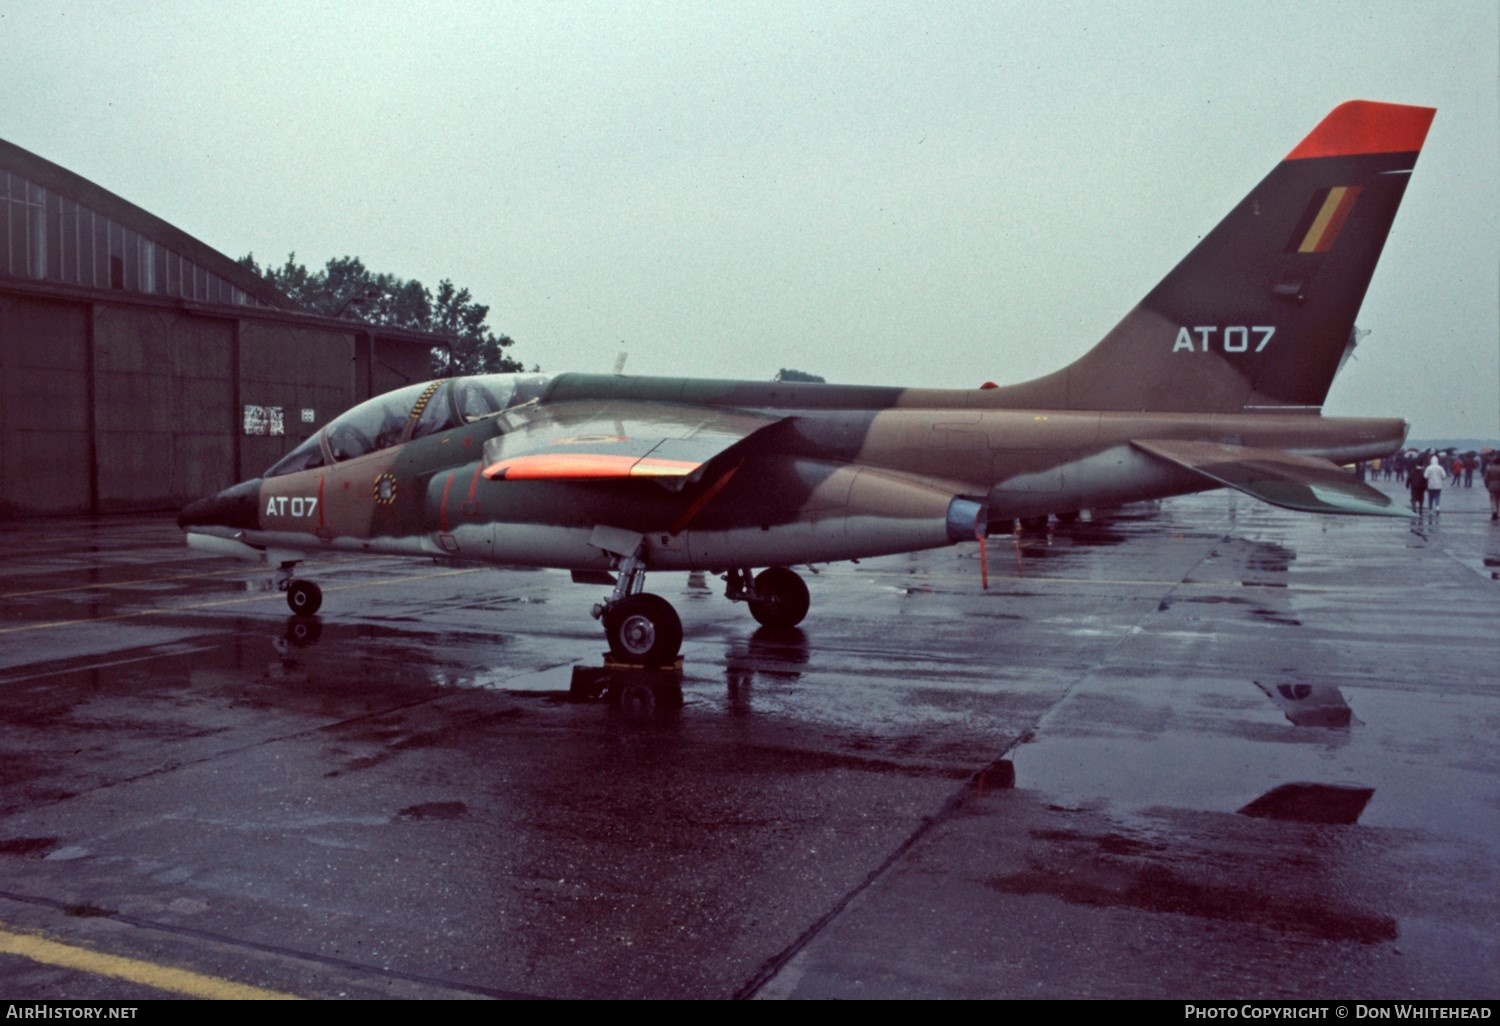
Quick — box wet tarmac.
[0,482,1496,999]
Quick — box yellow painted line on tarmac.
[0,927,298,1000]
[0,556,403,600]
[1,566,255,599]
[1013,575,1201,587]
[1007,574,1352,592]
[0,567,488,636]
[878,571,1354,593]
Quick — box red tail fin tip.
[1286,100,1435,161]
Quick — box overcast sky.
[4,0,1496,438]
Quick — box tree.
[238,253,525,375]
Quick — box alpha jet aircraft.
[180,100,1433,666]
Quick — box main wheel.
[748,567,810,628]
[605,593,683,666]
[286,579,322,617]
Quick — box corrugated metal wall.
[0,291,434,517]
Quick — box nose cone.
[178,478,263,532]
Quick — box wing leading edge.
[481,400,784,488]
[1133,439,1412,518]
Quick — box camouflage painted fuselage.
[181,100,1431,592]
[199,370,1406,575]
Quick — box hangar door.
[93,306,235,511]
[0,296,91,515]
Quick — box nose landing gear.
[286,579,323,617]
[274,561,322,617]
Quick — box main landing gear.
[724,567,810,629]
[591,545,812,666]
[271,547,812,665]
[591,541,683,666]
[602,593,683,666]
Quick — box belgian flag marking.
[1291,186,1362,254]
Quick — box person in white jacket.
[1423,456,1448,516]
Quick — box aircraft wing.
[1133,439,1412,518]
[482,400,784,489]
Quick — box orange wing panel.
[484,453,701,481]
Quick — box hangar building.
[1,138,448,517]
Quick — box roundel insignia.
[374,473,398,505]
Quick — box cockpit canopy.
[265,373,552,478]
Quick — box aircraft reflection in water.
[1255,681,1357,729]
[181,101,1433,665]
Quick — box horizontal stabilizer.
[1133,439,1412,518]
[482,400,782,487]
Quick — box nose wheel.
[273,562,322,617]
[285,579,323,617]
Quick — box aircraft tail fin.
[1003,101,1434,413]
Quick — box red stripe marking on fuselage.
[463,463,484,515]
[439,471,456,533]
[670,460,741,536]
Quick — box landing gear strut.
[591,540,682,665]
[725,566,810,629]
[587,548,813,663]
